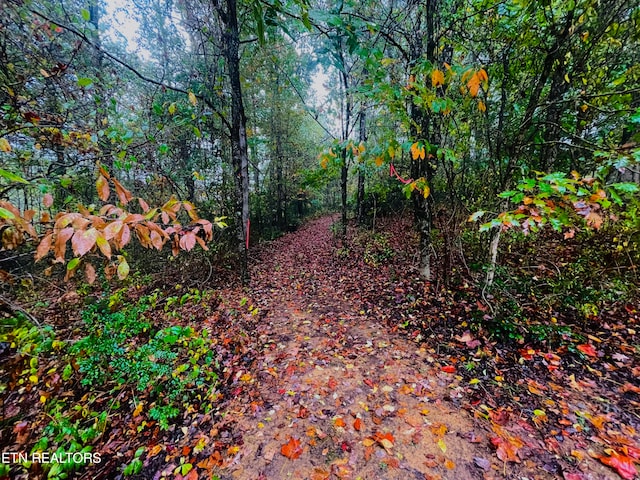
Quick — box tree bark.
[220,0,250,284]
[356,108,366,225]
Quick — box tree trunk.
[339,67,351,241]
[221,0,250,284]
[356,108,366,225]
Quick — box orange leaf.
[599,450,637,480]
[431,69,445,87]
[96,175,109,201]
[334,417,346,428]
[71,227,98,257]
[577,344,598,357]
[353,418,362,431]
[35,233,52,262]
[491,435,523,463]
[281,437,303,460]
[112,178,133,205]
[54,227,74,262]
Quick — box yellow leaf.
[240,373,252,382]
[133,401,144,417]
[437,438,447,453]
[40,394,47,403]
[469,378,480,385]
[431,69,445,87]
[168,103,177,114]
[564,73,570,83]
[375,156,383,167]
[423,185,430,198]
[478,100,486,112]
[117,256,130,280]
[362,438,376,447]
[388,145,395,158]
[29,375,39,383]
[188,91,197,106]
[0,138,12,152]
[379,438,393,450]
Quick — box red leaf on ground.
[353,418,362,431]
[577,344,598,357]
[327,377,338,390]
[599,450,637,479]
[281,437,303,460]
[442,365,456,373]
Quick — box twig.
[0,294,42,328]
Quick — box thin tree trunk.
[221,0,250,284]
[356,108,366,225]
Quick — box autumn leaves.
[16,163,224,282]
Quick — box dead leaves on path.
[281,436,303,460]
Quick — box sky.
[102,0,329,103]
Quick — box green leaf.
[77,77,93,87]
[62,363,73,381]
[0,168,29,184]
[611,182,639,194]
[0,207,16,220]
[67,258,80,271]
[81,9,91,21]
[498,190,517,199]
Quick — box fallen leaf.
[441,365,456,374]
[474,457,491,470]
[281,437,303,460]
[353,418,362,431]
[577,344,598,357]
[599,450,637,479]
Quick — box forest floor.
[2,215,639,480]
[200,215,638,480]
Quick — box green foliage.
[356,231,394,267]
[69,292,220,430]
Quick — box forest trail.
[208,217,545,480]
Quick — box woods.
[1,0,639,478]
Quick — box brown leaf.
[54,227,74,262]
[281,437,303,460]
[84,263,96,284]
[96,174,109,201]
[35,233,52,262]
[112,178,133,205]
[138,197,150,213]
[71,227,98,257]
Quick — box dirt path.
[210,217,516,479]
